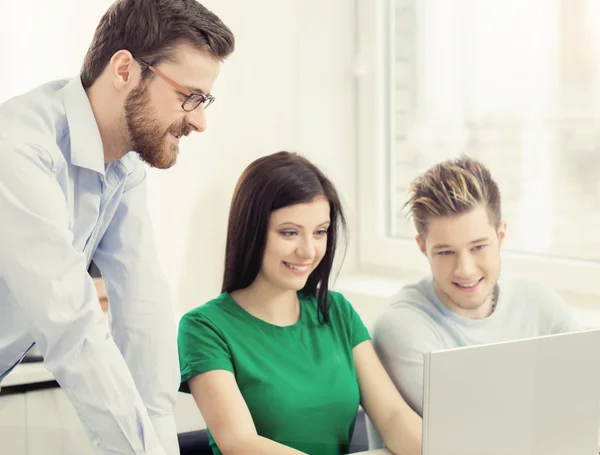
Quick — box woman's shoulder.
[300,290,356,321]
[327,290,354,310]
[179,292,234,326]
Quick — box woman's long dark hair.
[221,151,347,323]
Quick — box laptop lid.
[422,329,600,455]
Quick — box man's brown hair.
[81,0,235,88]
[405,155,502,237]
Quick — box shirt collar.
[62,77,105,176]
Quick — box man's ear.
[416,234,427,256]
[109,50,138,88]
[497,220,507,247]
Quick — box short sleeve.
[371,308,442,417]
[330,292,371,348]
[177,311,234,393]
[538,285,585,333]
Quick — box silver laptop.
[422,329,600,455]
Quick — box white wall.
[0,1,358,313]
[0,2,113,98]
[154,1,358,312]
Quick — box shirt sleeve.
[371,308,442,418]
[366,307,441,449]
[537,285,585,333]
[178,310,234,393]
[331,292,371,348]
[0,141,168,455]
[92,159,180,455]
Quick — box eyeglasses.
[135,58,215,112]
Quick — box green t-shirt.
[178,290,371,455]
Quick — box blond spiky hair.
[405,155,501,237]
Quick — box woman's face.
[257,196,331,292]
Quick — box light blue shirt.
[0,78,180,455]
[366,274,583,449]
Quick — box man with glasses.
[0,1,234,454]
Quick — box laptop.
[421,329,600,455]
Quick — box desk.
[1,361,206,451]
[0,362,54,388]
[351,450,392,455]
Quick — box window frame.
[355,0,600,298]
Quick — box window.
[356,0,600,297]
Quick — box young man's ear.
[416,234,427,256]
[497,220,507,247]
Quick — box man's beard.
[124,83,190,169]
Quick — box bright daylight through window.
[390,0,600,263]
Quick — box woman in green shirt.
[178,151,421,455]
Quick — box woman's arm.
[353,340,422,455]
[188,370,308,455]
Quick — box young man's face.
[124,41,221,169]
[416,204,507,319]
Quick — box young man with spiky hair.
[367,155,582,449]
[0,1,234,454]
